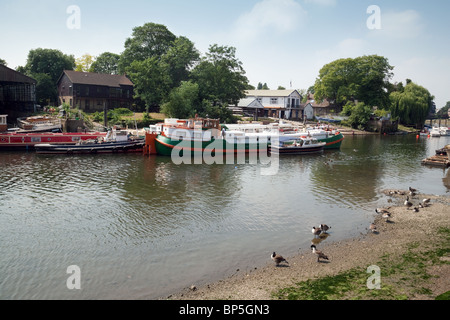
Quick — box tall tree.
[160,36,200,88]
[161,81,199,119]
[0,58,7,66]
[127,57,171,110]
[91,52,121,75]
[390,81,434,128]
[24,48,75,83]
[118,23,176,74]
[314,55,393,108]
[191,44,249,106]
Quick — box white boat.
[430,127,441,137]
[270,137,326,155]
[440,127,450,136]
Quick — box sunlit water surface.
[1,134,449,299]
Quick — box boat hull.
[270,145,325,155]
[155,134,268,157]
[154,132,342,156]
[35,140,145,154]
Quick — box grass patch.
[273,228,450,300]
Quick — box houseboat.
[0,114,107,150]
[153,118,277,157]
[34,129,144,155]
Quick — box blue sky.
[1,0,449,108]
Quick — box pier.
[422,145,450,168]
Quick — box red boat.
[0,131,107,150]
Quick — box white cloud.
[314,38,368,69]
[232,0,307,42]
[303,0,337,7]
[370,9,424,39]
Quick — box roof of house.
[236,98,264,108]
[246,89,301,98]
[0,64,36,84]
[59,70,134,87]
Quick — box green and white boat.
[152,118,344,157]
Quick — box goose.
[370,223,377,233]
[409,187,418,193]
[271,252,289,266]
[413,207,420,213]
[320,224,331,233]
[422,198,431,207]
[382,212,391,222]
[312,227,322,238]
[375,207,390,214]
[311,245,329,263]
[404,196,413,209]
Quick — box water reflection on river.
[0,134,449,299]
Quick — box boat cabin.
[0,115,7,132]
[161,118,222,142]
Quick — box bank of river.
[168,191,450,300]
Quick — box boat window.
[31,137,41,142]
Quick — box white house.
[302,103,314,120]
[245,90,303,120]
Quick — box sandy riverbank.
[165,190,450,300]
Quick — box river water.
[1,134,449,300]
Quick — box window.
[271,98,278,104]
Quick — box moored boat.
[0,131,107,150]
[430,127,441,137]
[153,118,272,157]
[269,137,326,155]
[35,130,144,154]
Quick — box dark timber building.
[57,70,134,112]
[0,64,37,120]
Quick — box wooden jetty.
[422,145,450,168]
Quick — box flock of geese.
[371,187,432,234]
[271,224,331,267]
[272,187,432,267]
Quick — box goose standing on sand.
[370,223,378,233]
[271,252,289,267]
[409,187,418,193]
[404,196,413,210]
[375,207,390,214]
[422,198,431,207]
[312,227,322,238]
[311,245,329,263]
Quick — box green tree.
[191,44,249,106]
[24,48,75,83]
[341,101,373,130]
[118,22,177,73]
[0,58,7,66]
[257,82,270,90]
[91,52,121,74]
[436,102,450,119]
[127,57,171,110]
[33,73,57,106]
[161,81,200,119]
[160,36,200,88]
[390,81,434,128]
[314,55,393,108]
